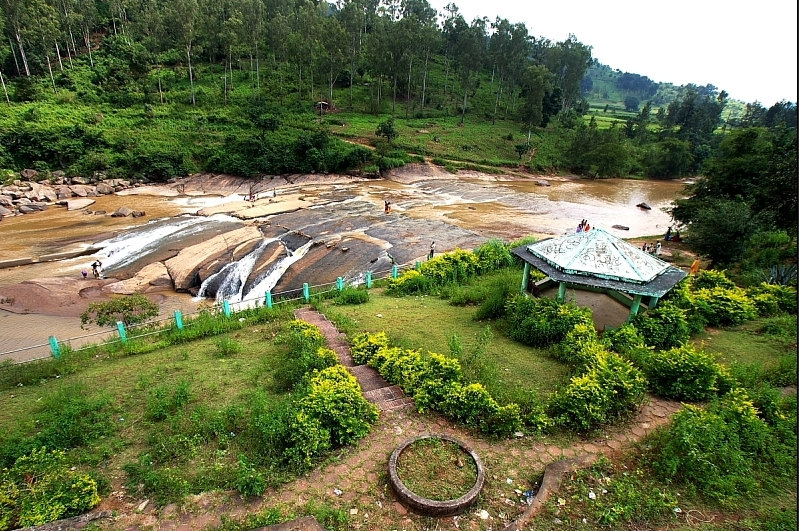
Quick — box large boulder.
[104,262,173,294]
[96,182,115,195]
[68,198,96,211]
[0,205,13,217]
[20,169,38,180]
[165,225,264,291]
[26,182,58,202]
[111,206,134,217]
[55,185,73,200]
[71,176,91,185]
[0,195,12,207]
[70,184,97,197]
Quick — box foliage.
[80,294,159,328]
[272,320,336,391]
[350,331,390,365]
[648,388,794,503]
[641,344,724,400]
[146,379,191,421]
[603,323,647,355]
[375,118,398,143]
[505,296,593,347]
[0,447,101,531]
[387,269,433,295]
[333,286,369,305]
[554,323,606,371]
[692,286,757,326]
[747,283,798,315]
[692,269,737,290]
[631,302,690,350]
[473,239,513,273]
[287,366,378,468]
[548,352,646,432]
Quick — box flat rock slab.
[67,198,96,211]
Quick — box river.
[0,170,687,361]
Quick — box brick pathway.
[294,307,414,412]
[99,309,683,531]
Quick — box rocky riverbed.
[0,164,687,359]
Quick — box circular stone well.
[388,434,486,517]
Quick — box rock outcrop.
[165,225,264,291]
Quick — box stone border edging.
[388,433,485,517]
[502,454,598,531]
[19,509,114,531]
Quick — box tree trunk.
[255,43,261,98]
[421,49,429,113]
[186,43,195,105]
[65,38,74,68]
[158,73,163,104]
[55,41,64,71]
[492,76,502,125]
[83,28,94,67]
[67,25,78,65]
[14,31,30,76]
[405,56,412,119]
[9,38,21,76]
[46,53,57,93]
[460,88,468,124]
[392,72,397,114]
[0,70,10,105]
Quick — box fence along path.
[293,307,414,412]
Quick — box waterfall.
[95,214,241,270]
[233,240,314,311]
[196,237,277,303]
[196,238,314,311]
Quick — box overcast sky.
[428,0,797,106]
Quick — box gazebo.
[511,229,687,322]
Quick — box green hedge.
[640,344,726,401]
[505,296,594,347]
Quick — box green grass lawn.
[320,288,570,403]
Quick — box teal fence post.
[116,321,128,343]
[265,291,273,308]
[49,336,60,358]
[337,277,344,291]
[303,283,310,302]
[174,310,184,330]
[415,261,421,270]
[223,300,231,317]
[366,271,372,288]
[392,265,398,279]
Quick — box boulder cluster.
[0,169,144,219]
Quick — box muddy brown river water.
[0,171,687,361]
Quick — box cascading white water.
[232,239,314,311]
[196,237,277,302]
[94,214,241,270]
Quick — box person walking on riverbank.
[428,241,435,260]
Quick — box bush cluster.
[648,388,795,502]
[0,448,101,530]
[636,344,728,401]
[272,320,338,391]
[350,332,521,436]
[388,249,481,296]
[505,296,593,347]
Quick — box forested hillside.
[0,0,796,183]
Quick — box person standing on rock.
[91,260,102,279]
[384,200,391,214]
[428,241,435,260]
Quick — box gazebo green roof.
[512,229,687,298]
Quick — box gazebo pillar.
[521,263,531,294]
[627,294,643,322]
[649,296,660,308]
[557,282,567,302]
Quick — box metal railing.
[0,261,420,365]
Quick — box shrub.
[506,296,593,347]
[473,239,513,273]
[235,457,267,497]
[692,269,736,290]
[0,447,101,530]
[556,323,606,371]
[603,323,647,355]
[442,382,521,436]
[214,335,241,357]
[419,248,480,285]
[387,269,433,295]
[691,286,757,326]
[747,283,797,315]
[350,331,389,365]
[594,352,647,420]
[648,390,778,503]
[273,322,337,391]
[642,344,722,401]
[632,302,690,350]
[288,366,378,468]
[80,293,158,328]
[334,286,369,305]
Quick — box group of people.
[664,226,681,242]
[576,219,591,233]
[642,241,662,256]
[82,260,104,279]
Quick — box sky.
[428,0,797,106]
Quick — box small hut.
[512,229,686,322]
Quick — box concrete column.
[174,310,184,330]
[557,282,567,302]
[627,294,643,322]
[49,336,60,358]
[116,321,128,342]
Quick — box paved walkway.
[99,308,682,531]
